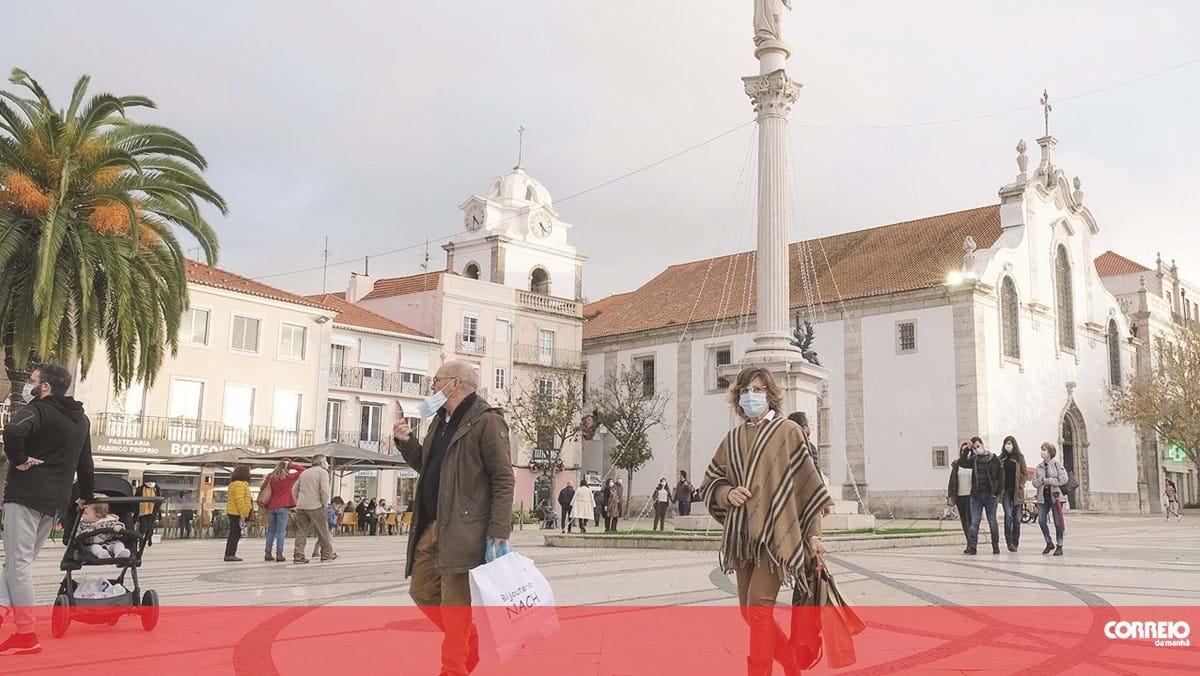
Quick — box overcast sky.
[5,1,1198,301]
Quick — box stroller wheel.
[52,594,71,638]
[140,590,160,631]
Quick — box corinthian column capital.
[743,69,801,118]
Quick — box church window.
[896,321,917,355]
[1055,245,1076,350]
[634,356,656,398]
[525,185,538,202]
[706,345,733,392]
[1001,277,1021,360]
[1107,319,1122,387]
[463,262,480,280]
[529,267,551,295]
[932,446,949,468]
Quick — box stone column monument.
[739,2,829,419]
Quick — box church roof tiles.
[583,204,1002,340]
[1094,251,1151,278]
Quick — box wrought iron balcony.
[92,413,313,450]
[513,342,583,370]
[331,430,398,455]
[328,365,425,395]
[455,332,487,356]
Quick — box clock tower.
[446,165,585,300]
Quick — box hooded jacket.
[3,396,95,517]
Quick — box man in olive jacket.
[393,360,514,676]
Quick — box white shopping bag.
[468,550,558,664]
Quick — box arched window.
[1001,276,1020,359]
[525,185,538,202]
[1055,245,1075,350]
[1107,319,1122,387]
[529,267,550,295]
[463,262,480,280]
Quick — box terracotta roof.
[305,293,432,338]
[584,205,1002,340]
[185,260,333,311]
[360,270,446,300]
[1094,251,1151,278]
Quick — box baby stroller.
[52,475,165,638]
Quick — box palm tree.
[0,68,225,397]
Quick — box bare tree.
[592,365,671,514]
[1110,324,1200,468]
[506,370,586,483]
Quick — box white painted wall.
[74,283,335,448]
[978,180,1138,497]
[860,306,958,491]
[504,245,578,300]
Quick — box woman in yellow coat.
[224,464,254,562]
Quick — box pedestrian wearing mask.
[945,442,974,543]
[1035,443,1068,556]
[965,436,1003,555]
[392,360,514,676]
[652,478,672,531]
[998,436,1028,552]
[700,367,831,676]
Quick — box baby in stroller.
[77,502,132,560]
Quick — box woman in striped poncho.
[701,366,832,676]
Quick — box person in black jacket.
[1,363,95,655]
[965,436,1004,555]
[556,482,575,534]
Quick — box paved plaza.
[18,512,1197,608]
[3,512,1197,674]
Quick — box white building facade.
[306,293,442,508]
[351,165,587,511]
[1096,251,1200,507]
[583,136,1143,516]
[71,261,336,512]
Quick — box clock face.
[531,212,552,238]
[463,204,485,231]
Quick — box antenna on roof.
[321,236,329,294]
[516,125,526,169]
[420,239,431,292]
[187,246,201,261]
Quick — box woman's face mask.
[1041,450,1051,461]
[739,392,768,418]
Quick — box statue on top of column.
[754,0,792,47]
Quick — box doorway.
[1059,404,1088,509]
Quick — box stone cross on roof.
[1040,89,1053,137]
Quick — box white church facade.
[583,135,1145,517]
[348,165,588,511]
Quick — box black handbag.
[1062,475,1080,494]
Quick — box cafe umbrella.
[159,448,277,537]
[243,441,411,500]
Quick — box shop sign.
[356,470,379,477]
[397,468,418,479]
[1164,443,1190,463]
[93,436,268,458]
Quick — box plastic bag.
[75,578,128,599]
[469,550,558,664]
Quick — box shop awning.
[158,447,279,468]
[244,442,410,472]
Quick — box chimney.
[347,272,375,303]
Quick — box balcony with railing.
[92,413,314,450]
[329,366,426,395]
[455,332,487,356]
[513,342,583,370]
[332,430,398,455]
[517,290,582,318]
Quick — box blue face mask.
[417,380,455,418]
[739,392,768,418]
